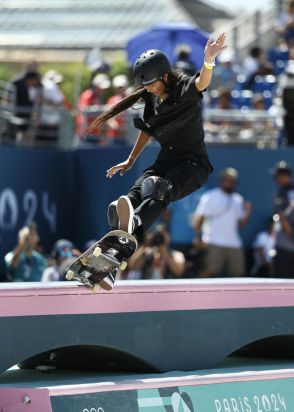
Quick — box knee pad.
[141,176,173,202]
[107,200,119,228]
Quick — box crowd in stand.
[1,1,294,147]
[3,160,294,282]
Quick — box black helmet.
[272,160,292,176]
[133,49,171,86]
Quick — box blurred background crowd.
[1,0,294,282]
[3,160,294,281]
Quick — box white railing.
[212,0,280,62]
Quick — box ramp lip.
[1,279,294,317]
[1,278,294,295]
[45,368,294,396]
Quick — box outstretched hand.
[106,158,134,178]
[204,32,227,62]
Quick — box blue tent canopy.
[126,23,210,72]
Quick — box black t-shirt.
[133,73,211,166]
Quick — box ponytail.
[88,70,181,132]
[88,87,145,131]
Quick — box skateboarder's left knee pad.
[108,200,119,228]
[141,176,173,202]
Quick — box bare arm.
[106,130,150,178]
[239,201,252,228]
[128,130,151,161]
[194,214,205,233]
[279,213,293,238]
[196,32,227,91]
[127,246,150,270]
[159,246,186,276]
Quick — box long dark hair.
[88,70,181,131]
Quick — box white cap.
[218,49,234,63]
[112,74,128,89]
[44,69,64,84]
[92,73,111,89]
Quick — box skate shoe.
[99,268,117,291]
[117,196,135,234]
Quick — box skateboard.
[65,230,137,292]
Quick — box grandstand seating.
[0,0,193,49]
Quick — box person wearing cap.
[76,73,111,142]
[106,74,129,145]
[194,168,252,277]
[210,49,239,91]
[272,161,294,277]
[41,239,75,282]
[38,70,65,143]
[273,161,294,211]
[87,33,226,289]
[173,45,196,76]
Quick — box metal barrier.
[0,89,282,149]
[211,0,280,61]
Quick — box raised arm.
[196,32,227,92]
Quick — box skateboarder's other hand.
[106,159,133,178]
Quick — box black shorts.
[128,158,212,208]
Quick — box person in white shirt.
[194,168,252,277]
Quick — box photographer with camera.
[127,225,185,280]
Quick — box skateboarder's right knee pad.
[141,176,173,202]
[107,200,119,228]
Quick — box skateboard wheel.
[92,284,101,293]
[66,270,74,280]
[119,261,127,271]
[93,246,102,257]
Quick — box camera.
[150,226,166,247]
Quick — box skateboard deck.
[65,230,137,292]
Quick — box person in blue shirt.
[5,223,47,282]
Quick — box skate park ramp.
[1,279,294,411]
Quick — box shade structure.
[126,22,210,72]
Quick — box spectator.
[162,187,208,277]
[43,69,71,109]
[37,70,65,144]
[4,223,47,282]
[272,160,294,277]
[272,160,294,209]
[173,45,195,76]
[249,94,273,135]
[215,88,236,110]
[5,69,42,144]
[275,0,294,45]
[41,239,75,282]
[252,218,275,276]
[106,74,129,145]
[278,59,294,146]
[127,225,185,279]
[76,73,111,142]
[211,49,239,90]
[194,168,252,277]
[242,46,273,87]
[273,201,294,277]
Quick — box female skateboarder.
[90,33,227,288]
